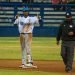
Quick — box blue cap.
[22,6,29,11]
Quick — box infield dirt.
[0,59,75,75]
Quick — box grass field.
[0,69,63,75]
[0,37,70,75]
[0,37,61,60]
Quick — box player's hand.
[68,32,74,36]
[56,41,59,45]
[36,13,41,20]
[15,14,19,19]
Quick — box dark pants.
[61,41,75,70]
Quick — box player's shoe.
[27,62,33,65]
[25,63,37,68]
[19,64,28,68]
[65,67,72,73]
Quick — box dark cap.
[65,12,72,18]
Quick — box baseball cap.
[22,6,29,11]
[65,12,71,18]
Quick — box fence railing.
[0,2,75,27]
[0,2,75,36]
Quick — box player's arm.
[56,24,62,45]
[15,14,19,19]
[14,14,19,26]
[35,13,42,25]
[73,23,75,36]
[74,23,75,35]
[32,16,39,25]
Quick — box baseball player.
[14,6,39,68]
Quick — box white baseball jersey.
[14,16,39,33]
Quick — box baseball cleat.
[19,64,28,68]
[25,63,37,68]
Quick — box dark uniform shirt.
[56,19,75,41]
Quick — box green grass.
[0,69,63,75]
[0,37,61,60]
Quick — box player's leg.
[61,45,67,66]
[27,33,33,64]
[24,33,37,68]
[66,46,74,72]
[23,33,37,68]
[25,33,32,64]
[19,34,26,66]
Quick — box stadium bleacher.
[0,2,75,36]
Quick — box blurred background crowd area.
[0,0,75,4]
[0,0,75,37]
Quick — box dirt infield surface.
[0,59,75,74]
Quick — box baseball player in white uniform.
[14,6,39,68]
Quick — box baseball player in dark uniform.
[56,12,75,73]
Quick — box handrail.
[0,2,75,27]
